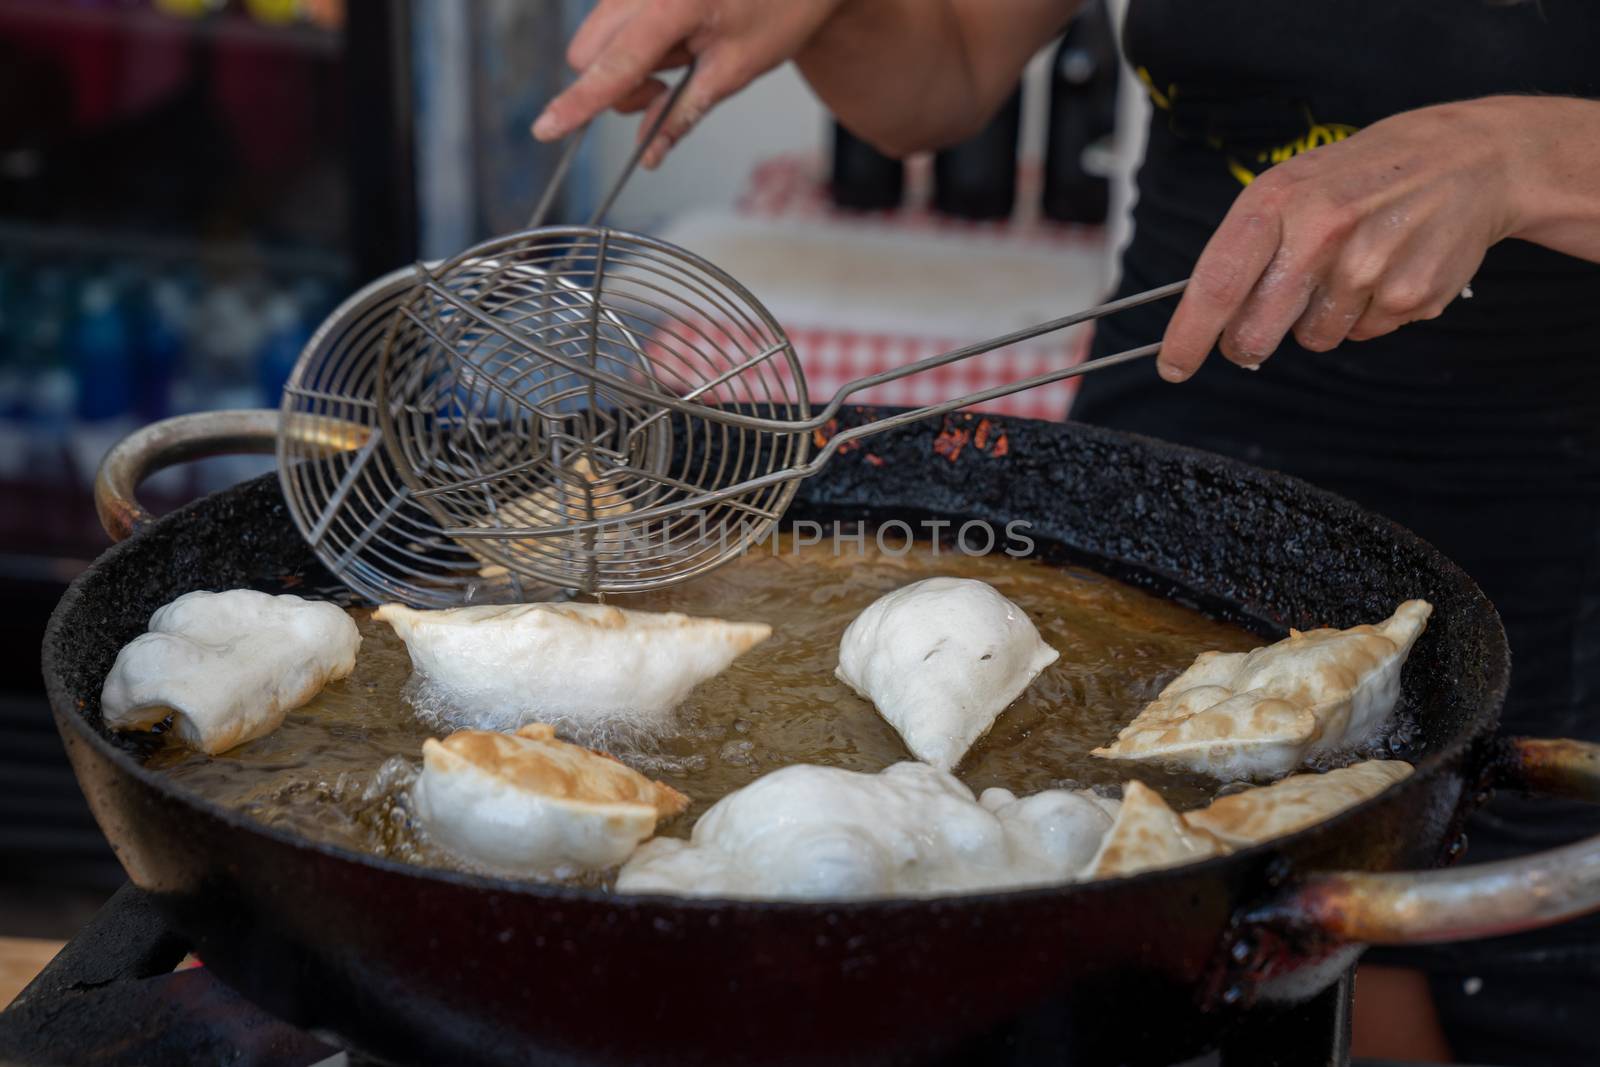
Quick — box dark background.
[0,0,418,938]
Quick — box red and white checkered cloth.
[784,326,1092,417]
[722,155,1107,421]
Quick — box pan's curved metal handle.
[95,410,282,542]
[1255,738,1600,945]
[95,410,372,542]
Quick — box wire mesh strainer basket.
[374,224,1185,594]
[277,265,565,607]
[374,227,813,593]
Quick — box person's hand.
[1156,98,1526,381]
[532,0,846,169]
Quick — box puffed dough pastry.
[1092,600,1432,780]
[375,601,771,732]
[835,577,1060,769]
[616,761,1117,900]
[1082,781,1229,879]
[1184,759,1413,847]
[100,589,361,755]
[413,723,688,875]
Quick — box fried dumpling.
[375,602,771,733]
[616,762,1117,900]
[413,723,688,875]
[475,457,635,581]
[1083,781,1229,880]
[1185,759,1413,847]
[835,578,1060,769]
[1092,600,1432,780]
[497,456,633,528]
[978,785,1124,877]
[100,590,360,755]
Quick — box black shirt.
[1072,3,1600,1063]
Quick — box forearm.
[796,0,1078,157]
[1492,95,1600,263]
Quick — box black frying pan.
[40,407,1600,1066]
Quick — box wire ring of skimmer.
[278,264,562,607]
[374,226,814,594]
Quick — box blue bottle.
[136,278,189,421]
[255,290,313,405]
[72,278,134,422]
[0,257,22,420]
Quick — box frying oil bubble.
[402,674,681,753]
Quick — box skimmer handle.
[527,60,699,230]
[424,278,1190,539]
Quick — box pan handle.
[94,410,282,543]
[1242,737,1600,947]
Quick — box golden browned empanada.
[1092,600,1432,780]
[1185,759,1413,846]
[414,723,688,875]
[1083,781,1229,879]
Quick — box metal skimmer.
[373,226,1187,594]
[275,68,700,607]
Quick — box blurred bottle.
[0,257,24,480]
[1042,1,1119,224]
[302,0,345,31]
[72,278,134,422]
[0,256,20,420]
[245,0,300,26]
[20,265,77,484]
[293,277,336,325]
[68,276,141,488]
[136,277,191,422]
[932,88,1022,220]
[255,288,313,405]
[829,123,904,212]
[184,279,273,494]
[22,266,74,413]
[190,280,267,405]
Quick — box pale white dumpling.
[1083,781,1229,880]
[100,589,360,755]
[413,723,688,875]
[978,784,1124,878]
[1185,760,1413,847]
[1092,600,1432,780]
[616,761,1117,900]
[375,602,771,733]
[835,577,1059,769]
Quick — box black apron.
[1073,2,1600,1062]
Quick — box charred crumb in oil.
[934,417,1011,463]
[933,426,970,461]
[812,419,862,455]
